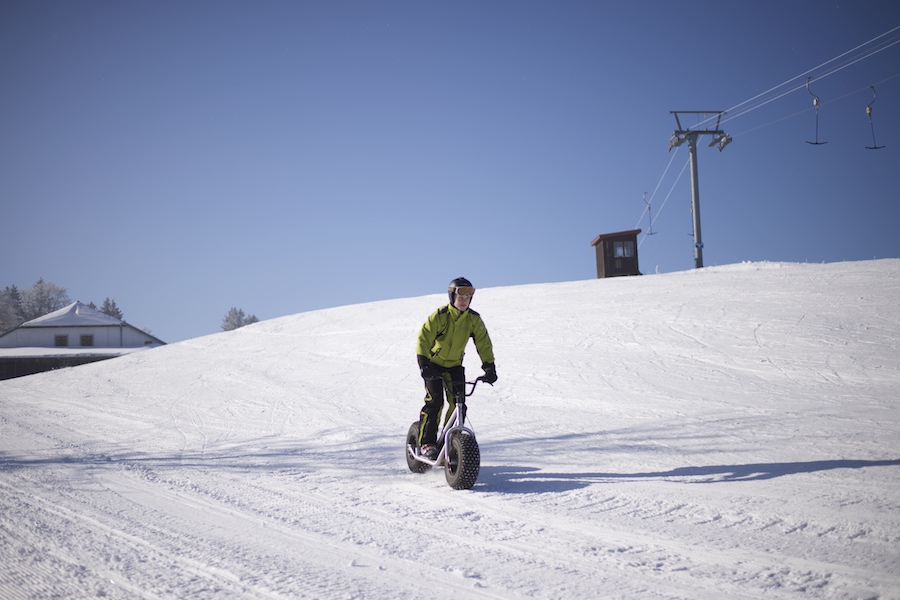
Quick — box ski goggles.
[453,286,476,298]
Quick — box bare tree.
[19,278,70,322]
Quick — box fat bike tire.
[445,432,480,490]
[406,421,431,473]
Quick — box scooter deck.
[407,424,477,468]
[407,444,445,467]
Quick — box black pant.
[418,365,465,446]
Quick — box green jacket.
[416,304,495,368]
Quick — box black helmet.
[448,277,475,303]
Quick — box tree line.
[0,278,123,335]
[1,278,260,336]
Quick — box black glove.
[482,362,497,384]
[418,355,441,380]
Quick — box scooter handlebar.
[422,375,492,399]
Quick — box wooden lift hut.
[590,229,642,278]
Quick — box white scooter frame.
[406,377,488,490]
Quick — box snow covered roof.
[0,301,166,348]
[22,301,124,327]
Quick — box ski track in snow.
[2,260,900,599]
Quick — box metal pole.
[669,111,729,270]
[687,133,703,269]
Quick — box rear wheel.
[406,421,430,473]
[445,432,480,489]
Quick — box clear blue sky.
[2,1,898,342]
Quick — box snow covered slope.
[2,260,899,599]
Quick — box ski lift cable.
[720,34,900,128]
[638,158,690,249]
[644,28,899,188]
[729,73,900,138]
[633,148,681,230]
[733,25,900,110]
[733,26,899,122]
[635,27,899,246]
[683,27,900,133]
[651,158,690,227]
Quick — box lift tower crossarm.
[671,111,724,133]
[668,111,731,269]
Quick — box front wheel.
[406,421,430,473]
[445,432,480,489]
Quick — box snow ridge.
[2,260,899,599]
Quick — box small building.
[0,301,165,380]
[590,229,642,278]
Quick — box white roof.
[23,302,124,327]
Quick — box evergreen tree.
[0,285,24,333]
[101,298,124,320]
[221,307,245,331]
[221,307,259,331]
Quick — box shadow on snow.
[479,459,900,493]
[3,431,898,497]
